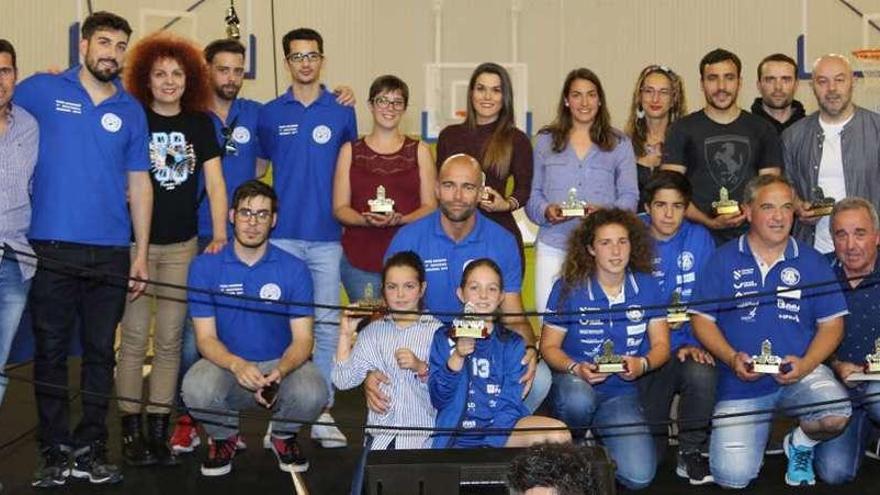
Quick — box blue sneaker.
[783,433,816,486]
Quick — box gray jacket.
[782,106,880,244]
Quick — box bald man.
[783,54,880,253]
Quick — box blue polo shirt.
[188,243,314,361]
[691,236,848,400]
[828,253,880,363]
[198,97,263,239]
[14,66,150,246]
[544,271,665,397]
[640,215,716,350]
[257,88,357,242]
[385,210,522,322]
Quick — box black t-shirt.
[145,108,221,244]
[663,109,782,242]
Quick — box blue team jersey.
[827,253,880,363]
[187,243,314,361]
[257,88,357,242]
[640,215,716,350]
[385,211,523,322]
[691,236,848,400]
[544,271,665,397]
[14,67,150,246]
[198,98,263,239]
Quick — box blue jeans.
[550,372,656,490]
[814,381,880,484]
[0,252,32,405]
[340,254,381,302]
[709,364,851,489]
[271,239,341,408]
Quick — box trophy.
[712,187,740,215]
[367,185,395,213]
[866,338,880,373]
[225,0,241,40]
[594,339,627,373]
[352,283,385,318]
[480,172,495,202]
[807,186,835,217]
[452,302,488,339]
[560,188,587,218]
[749,339,783,374]
[666,291,689,324]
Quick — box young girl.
[429,259,570,448]
[332,251,441,450]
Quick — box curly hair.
[623,65,687,158]
[540,68,618,153]
[124,32,211,113]
[558,208,654,303]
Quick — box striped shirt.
[332,314,442,450]
[0,104,39,280]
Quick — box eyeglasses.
[286,51,323,64]
[640,87,673,99]
[371,96,406,111]
[221,126,238,156]
[236,208,272,223]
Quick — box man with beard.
[783,54,880,253]
[182,180,326,477]
[662,48,782,244]
[751,53,806,134]
[13,11,152,487]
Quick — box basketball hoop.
[853,48,880,80]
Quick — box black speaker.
[364,446,616,495]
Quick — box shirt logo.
[259,283,282,301]
[232,126,251,144]
[149,131,195,191]
[55,99,82,114]
[780,267,801,286]
[733,268,754,280]
[312,125,332,144]
[278,124,298,136]
[677,251,695,272]
[101,112,122,133]
[704,135,752,190]
[625,305,645,322]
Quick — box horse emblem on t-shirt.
[704,135,752,190]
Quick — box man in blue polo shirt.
[257,27,357,448]
[14,12,152,487]
[182,180,327,477]
[814,197,880,484]
[692,174,850,488]
[636,171,717,484]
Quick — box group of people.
[1,8,879,493]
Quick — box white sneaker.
[310,412,347,448]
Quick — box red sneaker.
[170,414,201,453]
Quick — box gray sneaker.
[70,441,123,484]
[32,445,70,488]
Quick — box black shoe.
[200,436,238,477]
[121,414,156,467]
[147,413,179,466]
[269,434,309,473]
[31,445,70,488]
[676,450,714,485]
[70,441,123,484]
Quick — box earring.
[636,106,645,119]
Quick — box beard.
[438,201,476,223]
[762,95,793,110]
[214,83,241,101]
[818,92,852,117]
[707,90,737,111]
[85,57,120,83]
[234,230,268,249]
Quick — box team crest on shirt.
[780,267,801,286]
[101,112,122,133]
[232,126,251,144]
[677,251,695,272]
[625,305,645,322]
[259,283,282,301]
[704,135,752,190]
[312,125,332,144]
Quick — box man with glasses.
[257,27,357,448]
[182,180,326,477]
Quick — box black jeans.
[637,354,717,460]
[29,241,130,448]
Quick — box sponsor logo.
[677,251,695,271]
[741,305,759,323]
[312,124,332,144]
[777,299,800,313]
[627,337,643,347]
[781,267,801,286]
[101,112,122,132]
[486,384,500,395]
[733,268,754,281]
[625,305,645,322]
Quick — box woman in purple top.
[526,68,638,320]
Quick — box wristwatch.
[566,361,579,375]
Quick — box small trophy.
[480,172,495,202]
[352,283,385,318]
[750,339,783,374]
[865,338,880,373]
[807,186,835,217]
[452,302,488,339]
[367,185,395,214]
[594,339,627,373]
[666,291,689,324]
[560,188,587,218]
[712,187,740,215]
[224,0,241,40]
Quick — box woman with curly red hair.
[116,32,227,467]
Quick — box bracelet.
[525,344,538,354]
[417,362,430,378]
[507,196,520,212]
[566,361,579,375]
[640,357,650,375]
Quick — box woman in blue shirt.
[541,208,670,490]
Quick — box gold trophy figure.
[866,338,880,373]
[225,0,241,40]
[480,172,495,202]
[452,302,488,339]
[594,339,627,373]
[367,185,395,214]
[807,186,836,217]
[351,282,385,318]
[560,188,587,218]
[750,339,783,374]
[666,291,689,324]
[712,187,740,215]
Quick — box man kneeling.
[182,180,328,476]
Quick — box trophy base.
[369,205,394,214]
[714,205,740,215]
[666,312,689,324]
[482,192,495,202]
[751,363,780,374]
[453,327,486,339]
[867,362,880,373]
[808,206,834,217]
[561,208,586,218]
[596,363,626,373]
